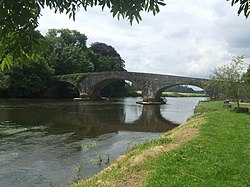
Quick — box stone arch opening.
[88,78,141,99]
[45,81,80,98]
[155,84,206,101]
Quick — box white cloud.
[38,0,250,78]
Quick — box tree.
[90,42,122,58]
[207,56,250,109]
[90,42,125,71]
[0,0,165,69]
[6,59,54,97]
[45,29,94,74]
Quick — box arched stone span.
[84,78,139,98]
[57,71,209,103]
[77,72,142,98]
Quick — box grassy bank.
[128,91,207,97]
[71,101,250,187]
[161,91,207,97]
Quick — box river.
[0,97,207,187]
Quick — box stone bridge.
[56,71,209,104]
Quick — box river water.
[0,97,207,187]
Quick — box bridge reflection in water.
[0,99,178,143]
[49,102,179,143]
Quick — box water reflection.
[0,98,178,143]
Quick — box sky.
[38,0,250,79]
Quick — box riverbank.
[71,101,250,187]
[126,91,207,97]
[161,91,207,97]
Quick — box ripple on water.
[0,121,46,137]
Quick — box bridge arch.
[154,82,206,101]
[79,72,142,99]
[90,79,143,99]
[45,80,81,98]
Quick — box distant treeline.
[166,85,204,93]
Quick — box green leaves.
[90,42,125,71]
[243,65,250,83]
[107,0,166,24]
[45,29,93,75]
[228,0,250,18]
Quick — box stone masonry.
[58,71,208,102]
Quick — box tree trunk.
[236,95,240,109]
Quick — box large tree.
[207,56,250,109]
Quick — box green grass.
[145,101,250,187]
[132,91,207,97]
[162,91,207,97]
[71,101,250,187]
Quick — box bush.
[233,107,249,113]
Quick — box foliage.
[0,0,46,69]
[123,83,142,97]
[95,56,125,72]
[90,42,121,58]
[45,29,94,74]
[0,0,165,69]
[0,71,9,96]
[206,56,250,108]
[6,59,54,97]
[90,42,125,72]
[228,0,250,18]
[166,85,201,93]
[243,65,250,83]
[100,80,127,98]
[46,29,88,49]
